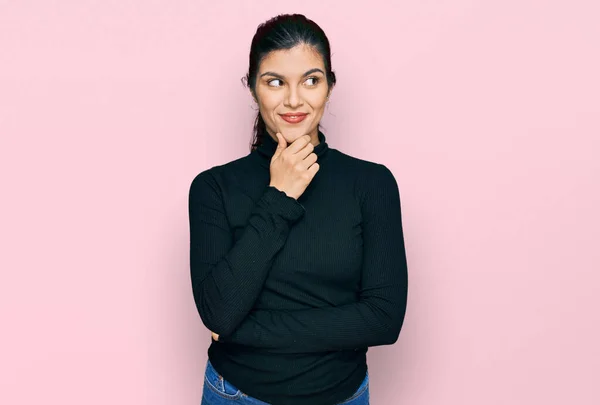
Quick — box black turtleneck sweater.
[188,130,408,405]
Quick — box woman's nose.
[284,87,303,108]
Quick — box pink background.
[1,1,599,404]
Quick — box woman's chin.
[281,127,311,143]
[284,133,303,144]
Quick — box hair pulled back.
[242,14,337,151]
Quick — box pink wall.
[1,1,598,404]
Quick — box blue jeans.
[201,359,369,405]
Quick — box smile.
[279,114,308,124]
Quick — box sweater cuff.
[259,186,306,223]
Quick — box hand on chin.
[279,128,307,144]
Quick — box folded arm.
[219,164,409,352]
[189,171,305,337]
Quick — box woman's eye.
[306,77,319,86]
[267,77,320,87]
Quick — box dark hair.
[241,14,337,151]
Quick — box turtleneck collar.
[254,129,330,168]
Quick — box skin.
[253,43,333,148]
[210,43,333,342]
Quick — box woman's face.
[254,44,331,144]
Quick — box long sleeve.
[219,164,408,352]
[189,170,305,337]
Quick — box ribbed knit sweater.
[188,130,408,405]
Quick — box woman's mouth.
[279,113,308,124]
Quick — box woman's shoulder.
[329,148,393,177]
[189,154,255,195]
[329,149,399,196]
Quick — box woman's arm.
[189,170,305,337]
[219,164,409,352]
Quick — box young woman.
[189,13,408,405]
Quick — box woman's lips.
[279,113,308,124]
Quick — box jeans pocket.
[203,359,243,400]
[336,371,369,404]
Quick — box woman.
[189,14,408,405]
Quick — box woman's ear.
[327,86,334,100]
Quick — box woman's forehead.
[259,45,324,75]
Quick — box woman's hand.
[211,331,220,341]
[269,133,320,200]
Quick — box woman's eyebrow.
[259,68,325,79]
